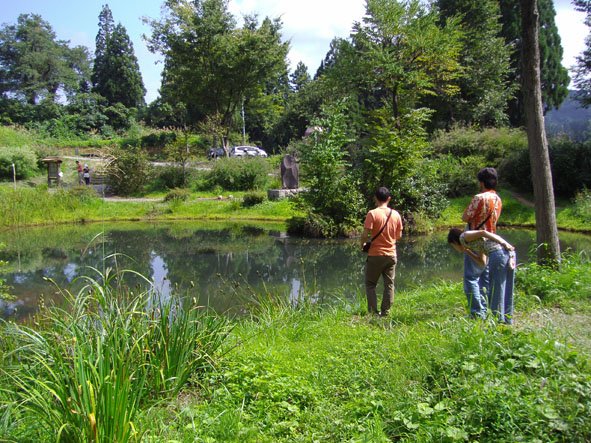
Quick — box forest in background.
[1,0,591,236]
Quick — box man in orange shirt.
[360,187,403,316]
[461,167,502,318]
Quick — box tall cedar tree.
[573,0,591,107]
[92,4,145,108]
[520,0,561,265]
[0,14,90,104]
[499,0,570,126]
[434,0,514,127]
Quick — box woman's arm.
[462,230,515,250]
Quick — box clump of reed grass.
[0,266,229,442]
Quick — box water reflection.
[1,222,590,321]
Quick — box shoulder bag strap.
[370,209,393,242]
[476,195,498,230]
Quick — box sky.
[1,0,588,104]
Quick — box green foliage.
[501,137,591,198]
[148,165,186,191]
[92,5,145,108]
[210,157,271,191]
[145,0,289,149]
[516,250,591,305]
[573,187,591,223]
[0,146,38,179]
[0,14,91,104]
[350,0,463,123]
[105,145,150,195]
[498,0,570,125]
[163,187,191,203]
[572,0,591,107]
[242,190,267,207]
[434,154,481,197]
[1,268,229,442]
[65,185,99,202]
[431,126,527,164]
[362,108,447,221]
[433,0,514,127]
[136,275,591,442]
[295,100,364,237]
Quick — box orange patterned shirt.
[462,190,502,233]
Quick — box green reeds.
[0,266,229,442]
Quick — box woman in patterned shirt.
[448,228,516,325]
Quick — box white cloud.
[229,0,366,74]
[554,7,587,69]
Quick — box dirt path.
[507,190,564,210]
[101,196,235,203]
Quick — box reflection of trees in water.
[3,223,590,320]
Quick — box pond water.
[1,221,590,321]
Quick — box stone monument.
[268,154,304,200]
[281,154,299,189]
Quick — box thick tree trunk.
[520,0,561,265]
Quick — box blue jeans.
[463,254,487,318]
[488,249,515,324]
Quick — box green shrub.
[431,127,527,166]
[573,188,591,223]
[501,137,591,198]
[105,145,150,195]
[148,165,186,191]
[435,154,482,197]
[164,187,191,202]
[243,191,266,207]
[1,269,229,442]
[211,157,271,191]
[66,185,99,202]
[0,146,39,179]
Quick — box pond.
[1,221,590,321]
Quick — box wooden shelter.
[41,157,63,187]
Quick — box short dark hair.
[477,167,498,190]
[447,228,462,245]
[375,187,390,202]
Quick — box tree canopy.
[92,4,146,108]
[145,0,289,153]
[573,0,591,107]
[0,14,90,104]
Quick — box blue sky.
[1,0,587,104]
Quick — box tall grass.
[0,266,229,442]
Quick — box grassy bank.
[0,186,299,228]
[437,189,591,233]
[0,184,588,233]
[1,253,591,441]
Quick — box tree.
[520,0,561,265]
[350,0,463,129]
[434,0,514,127]
[572,0,591,107]
[145,0,289,155]
[499,0,570,125]
[92,4,145,108]
[0,14,90,104]
[290,61,311,92]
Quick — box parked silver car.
[230,145,268,158]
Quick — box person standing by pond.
[83,164,91,185]
[461,167,502,319]
[448,228,516,324]
[76,161,84,185]
[361,187,403,316]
